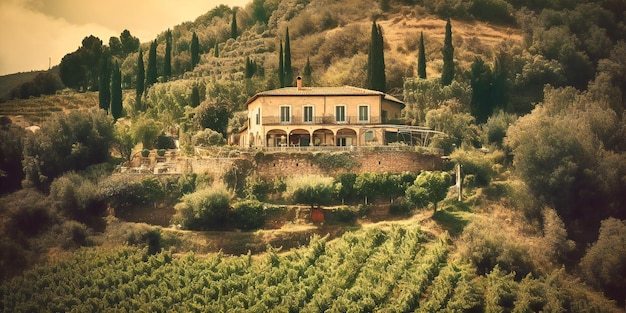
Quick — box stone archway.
[266,129,288,147]
[336,128,357,146]
[312,128,334,146]
[289,129,311,146]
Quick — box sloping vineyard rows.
[0,224,617,312]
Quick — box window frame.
[280,105,291,123]
[335,105,347,123]
[358,104,370,123]
[303,105,314,123]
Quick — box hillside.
[1,0,626,311]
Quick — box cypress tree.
[163,29,172,82]
[214,41,219,58]
[191,85,200,108]
[491,52,508,110]
[469,56,493,123]
[136,49,145,110]
[417,31,427,79]
[441,18,455,86]
[367,21,386,92]
[284,27,293,87]
[303,56,313,86]
[111,62,123,121]
[146,40,158,87]
[231,9,238,39]
[191,32,200,69]
[98,52,111,112]
[278,41,285,88]
[245,56,254,78]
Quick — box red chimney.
[297,76,303,90]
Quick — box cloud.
[0,0,250,75]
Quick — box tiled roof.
[245,86,404,106]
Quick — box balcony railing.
[263,115,382,125]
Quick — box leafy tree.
[231,9,238,39]
[132,116,161,150]
[441,18,455,86]
[278,40,285,87]
[367,21,386,92]
[59,50,86,90]
[405,171,450,213]
[252,0,270,24]
[135,49,145,110]
[120,29,140,56]
[22,110,114,190]
[146,40,158,87]
[194,102,232,138]
[417,31,427,79]
[580,218,626,304]
[284,27,293,87]
[113,123,135,163]
[0,118,26,193]
[79,35,104,91]
[191,32,200,69]
[110,62,123,121]
[163,29,172,82]
[98,51,111,113]
[108,36,123,58]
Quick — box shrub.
[98,175,165,210]
[231,200,266,230]
[60,220,92,249]
[450,149,497,186]
[172,186,230,230]
[327,207,358,225]
[49,172,104,221]
[389,200,413,216]
[459,218,535,280]
[141,149,150,157]
[285,175,334,207]
[192,128,226,147]
[155,132,176,149]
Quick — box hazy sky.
[0,0,250,76]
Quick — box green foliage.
[132,116,161,149]
[22,109,115,190]
[285,175,334,207]
[425,104,480,153]
[191,32,200,69]
[113,123,136,162]
[222,159,254,197]
[405,171,451,212]
[450,149,497,186]
[326,206,358,225]
[146,40,158,87]
[192,128,226,147]
[505,85,626,222]
[172,185,231,230]
[417,31,427,79]
[110,62,123,120]
[155,132,176,150]
[367,21,386,92]
[49,172,104,221]
[441,18,455,86]
[389,200,413,216]
[310,152,360,172]
[580,218,626,304]
[0,119,26,193]
[9,72,63,100]
[469,0,515,24]
[334,173,358,203]
[163,29,172,82]
[59,35,103,91]
[231,199,266,230]
[459,218,535,280]
[98,52,111,112]
[354,172,415,204]
[194,102,232,138]
[98,175,166,210]
[135,49,145,109]
[284,27,293,87]
[482,110,517,148]
[231,9,238,39]
[403,78,471,125]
